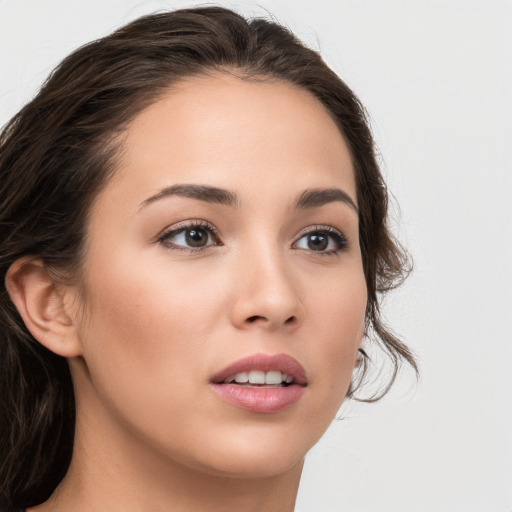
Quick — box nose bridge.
[231,236,302,330]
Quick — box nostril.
[285,316,297,325]
[244,315,298,326]
[247,315,265,323]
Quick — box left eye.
[294,229,347,253]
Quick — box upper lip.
[211,353,308,386]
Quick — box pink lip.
[210,353,307,414]
[211,353,307,385]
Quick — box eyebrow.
[140,184,357,213]
[140,184,239,209]
[294,188,358,213]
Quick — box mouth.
[211,352,307,387]
[221,370,295,388]
[210,353,307,413]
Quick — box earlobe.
[5,257,83,358]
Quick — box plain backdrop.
[1,1,511,511]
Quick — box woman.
[0,6,416,511]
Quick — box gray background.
[1,1,511,510]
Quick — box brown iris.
[185,228,209,247]
[307,233,328,251]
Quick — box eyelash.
[157,221,348,255]
[293,225,349,256]
[158,220,222,252]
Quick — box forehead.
[101,73,356,207]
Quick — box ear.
[355,332,367,368]
[5,257,83,357]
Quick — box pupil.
[308,233,328,251]
[185,229,207,247]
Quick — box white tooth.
[248,370,265,384]
[234,372,249,383]
[224,375,235,383]
[285,375,293,384]
[282,373,288,381]
[265,371,283,385]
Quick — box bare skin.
[10,73,367,511]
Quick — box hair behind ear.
[0,305,75,508]
[0,259,76,508]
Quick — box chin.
[200,449,306,480]
[178,422,317,479]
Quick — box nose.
[229,245,303,332]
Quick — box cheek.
[75,251,225,406]
[83,249,217,343]
[301,264,367,408]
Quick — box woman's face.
[69,73,367,478]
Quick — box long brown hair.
[0,6,417,508]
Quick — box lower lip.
[210,383,305,413]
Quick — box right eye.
[158,222,221,251]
